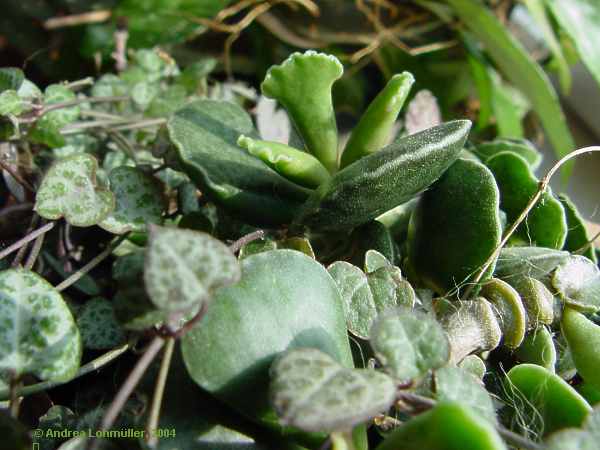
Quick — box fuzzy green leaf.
[561,307,600,391]
[486,151,567,249]
[370,308,449,382]
[515,326,557,371]
[295,120,471,231]
[494,246,569,283]
[99,166,165,234]
[408,158,502,295]
[559,194,597,262]
[472,139,542,170]
[270,347,396,432]
[514,277,555,329]
[144,225,240,312]
[552,255,600,311]
[35,153,115,227]
[341,72,414,168]
[480,278,526,349]
[261,51,343,173]
[0,269,81,381]
[167,99,310,225]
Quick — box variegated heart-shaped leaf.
[270,347,396,432]
[0,269,81,381]
[99,166,165,234]
[35,153,115,227]
[144,226,240,312]
[76,298,126,350]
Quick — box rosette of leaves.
[167,51,472,229]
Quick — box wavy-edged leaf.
[494,246,569,284]
[261,51,343,173]
[181,250,353,421]
[35,153,115,227]
[144,225,240,312]
[472,139,542,170]
[341,72,414,168]
[441,0,576,179]
[552,255,600,311]
[295,120,471,231]
[167,99,310,225]
[486,151,567,249]
[99,166,165,234]
[561,307,600,391]
[375,402,507,450]
[480,278,526,349]
[408,158,501,295]
[559,194,597,262]
[514,277,555,329]
[370,308,449,382]
[270,347,396,432]
[0,269,81,381]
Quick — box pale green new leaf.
[270,347,396,432]
[552,255,600,311]
[99,166,165,234]
[35,153,115,227]
[144,226,240,312]
[0,269,81,381]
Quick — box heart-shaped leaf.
[561,307,600,391]
[505,364,591,435]
[30,85,81,148]
[0,269,81,381]
[294,120,471,231]
[341,72,414,168]
[270,347,396,432]
[552,255,600,312]
[375,402,507,450]
[435,366,496,423]
[559,194,597,262]
[515,326,557,371]
[76,297,126,350]
[167,99,310,225]
[144,225,240,313]
[328,261,415,338]
[370,308,449,382]
[486,151,567,249]
[261,51,343,173]
[181,250,353,421]
[0,68,24,93]
[35,153,115,227]
[480,278,526,349]
[408,158,502,295]
[472,139,541,170]
[99,166,165,234]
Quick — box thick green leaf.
[167,99,310,225]
[480,278,526,349]
[0,269,81,381]
[270,347,396,432]
[561,307,600,391]
[375,402,507,450]
[486,151,567,249]
[494,246,569,284]
[370,308,449,382]
[552,255,600,311]
[546,0,600,91]
[459,355,487,380]
[545,429,596,450]
[261,51,343,173]
[435,366,496,423]
[181,250,353,421]
[294,120,471,232]
[237,135,331,188]
[99,166,165,234]
[408,158,501,295]
[76,297,126,350]
[442,0,576,178]
[505,363,591,435]
[515,326,557,371]
[35,153,115,227]
[472,139,542,170]
[0,68,24,93]
[341,72,414,168]
[514,277,555,328]
[144,225,240,312]
[559,194,597,262]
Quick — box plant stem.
[462,146,600,300]
[55,234,127,291]
[24,220,47,270]
[396,392,543,450]
[42,96,129,114]
[0,221,55,261]
[0,202,33,220]
[0,343,130,401]
[229,230,266,253]
[145,337,175,448]
[9,375,22,418]
[0,158,35,192]
[89,337,165,450]
[11,214,39,267]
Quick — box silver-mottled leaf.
[76,298,126,350]
[0,269,81,381]
[270,347,396,432]
[370,308,449,382]
[35,153,115,227]
[100,166,165,234]
[144,226,241,312]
